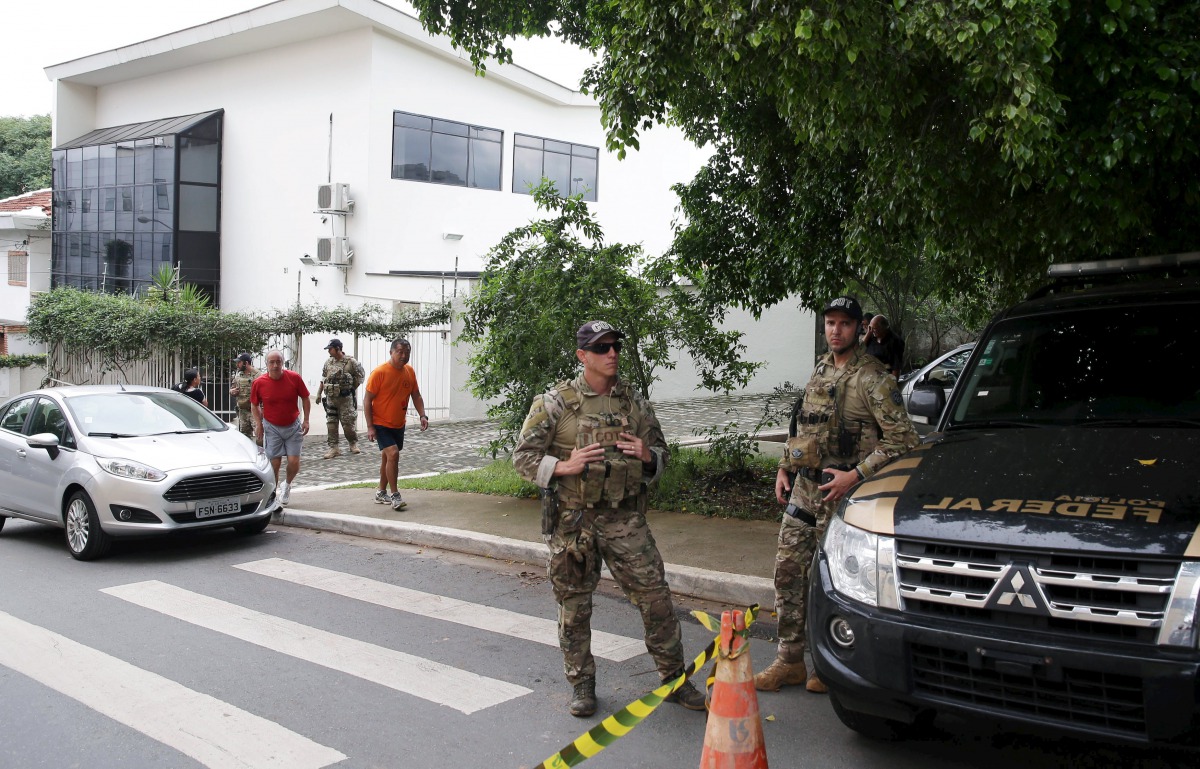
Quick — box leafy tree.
[412,0,1200,315]
[0,115,51,198]
[459,183,760,456]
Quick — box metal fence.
[48,327,450,427]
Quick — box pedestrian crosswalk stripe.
[101,580,531,715]
[0,610,346,769]
[235,557,645,661]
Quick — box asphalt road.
[1,518,1197,768]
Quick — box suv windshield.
[65,391,227,436]
[950,305,1197,426]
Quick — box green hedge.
[0,353,47,369]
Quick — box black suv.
[809,253,1200,744]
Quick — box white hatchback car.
[0,385,276,560]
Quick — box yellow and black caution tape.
[535,604,759,769]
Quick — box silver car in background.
[0,385,276,560]
[898,342,975,435]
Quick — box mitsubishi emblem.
[998,572,1037,609]
[987,565,1047,614]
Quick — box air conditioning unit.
[316,237,353,265]
[317,183,352,212]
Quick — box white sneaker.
[374,489,389,504]
[278,480,291,506]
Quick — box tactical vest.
[790,355,882,468]
[548,382,645,509]
[323,357,358,399]
[232,369,258,409]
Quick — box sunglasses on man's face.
[582,341,623,354]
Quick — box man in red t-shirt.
[251,350,311,508]
[363,338,428,510]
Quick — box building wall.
[50,14,812,417]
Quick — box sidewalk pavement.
[278,392,785,609]
[281,486,780,611]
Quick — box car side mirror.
[27,432,61,460]
[908,384,947,426]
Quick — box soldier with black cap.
[755,296,918,695]
[512,320,706,717]
[229,353,260,443]
[318,338,365,459]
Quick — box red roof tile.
[0,189,52,214]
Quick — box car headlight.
[254,450,269,472]
[824,514,883,607]
[97,457,166,481]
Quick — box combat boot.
[754,658,808,692]
[348,442,361,454]
[323,446,340,459]
[569,679,597,717]
[806,673,828,693]
[663,674,706,711]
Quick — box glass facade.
[51,111,223,304]
[513,134,599,202]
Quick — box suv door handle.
[16,449,27,458]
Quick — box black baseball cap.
[234,352,253,363]
[822,296,864,322]
[576,321,625,348]
[323,338,343,350]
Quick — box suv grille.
[163,471,264,502]
[896,540,1178,644]
[911,643,1146,736]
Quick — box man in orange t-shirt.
[363,337,428,510]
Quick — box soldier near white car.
[758,296,919,695]
[229,352,261,444]
[318,338,366,459]
[512,320,706,717]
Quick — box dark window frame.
[390,110,502,191]
[511,132,599,202]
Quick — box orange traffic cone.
[700,610,768,769]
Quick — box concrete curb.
[279,509,775,609]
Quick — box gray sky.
[1,0,594,118]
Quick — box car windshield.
[65,391,227,436]
[950,306,1197,426]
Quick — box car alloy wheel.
[64,490,111,561]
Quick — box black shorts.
[374,424,405,451]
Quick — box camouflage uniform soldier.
[319,338,366,459]
[229,353,260,444]
[757,296,918,695]
[513,321,706,718]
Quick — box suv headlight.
[97,457,166,481]
[823,514,899,608]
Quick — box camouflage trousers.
[323,396,358,446]
[548,502,684,685]
[773,477,830,661]
[235,407,261,446]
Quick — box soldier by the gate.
[318,338,365,459]
[756,296,918,695]
[229,353,260,444]
[512,320,706,718]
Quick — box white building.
[0,189,51,356]
[43,0,812,420]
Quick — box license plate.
[195,496,241,519]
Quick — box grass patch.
[343,447,780,521]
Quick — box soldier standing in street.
[513,320,706,718]
[318,338,365,459]
[229,353,260,444]
[756,296,918,695]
